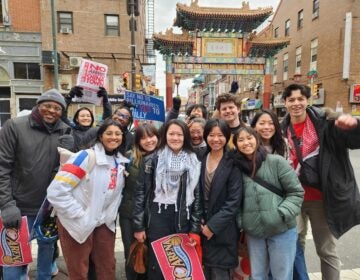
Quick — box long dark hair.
[251,109,286,156]
[133,123,160,167]
[96,119,125,155]
[159,119,194,153]
[73,107,94,127]
[233,126,262,177]
[203,119,230,152]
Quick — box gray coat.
[0,114,70,215]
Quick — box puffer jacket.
[133,152,202,234]
[237,154,304,238]
[0,114,70,215]
[282,106,360,238]
[200,155,242,269]
[47,143,129,243]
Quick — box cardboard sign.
[151,234,205,280]
[124,91,165,122]
[76,59,108,105]
[0,217,32,266]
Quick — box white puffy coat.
[47,143,129,243]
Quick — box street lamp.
[174,74,181,97]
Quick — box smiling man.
[0,89,72,279]
[281,83,360,280]
[215,93,243,149]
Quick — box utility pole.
[130,0,136,91]
[50,0,59,89]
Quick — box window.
[313,0,319,19]
[310,38,318,70]
[283,53,288,81]
[285,19,290,36]
[295,46,302,74]
[0,87,11,127]
[298,10,304,29]
[274,27,279,38]
[273,58,277,84]
[58,12,73,33]
[105,15,119,36]
[14,63,41,80]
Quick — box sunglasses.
[39,103,63,112]
[117,113,130,120]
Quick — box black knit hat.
[36,89,66,110]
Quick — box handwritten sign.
[152,234,205,280]
[125,91,165,122]
[0,217,32,266]
[76,59,108,105]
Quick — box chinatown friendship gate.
[153,0,289,111]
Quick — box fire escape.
[145,0,155,64]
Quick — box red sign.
[152,234,205,280]
[350,84,360,103]
[0,217,32,266]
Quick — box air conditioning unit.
[60,27,71,34]
[69,57,82,67]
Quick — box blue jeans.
[247,227,297,280]
[293,238,309,280]
[3,215,55,280]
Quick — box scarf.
[231,146,268,177]
[154,146,201,217]
[287,115,319,168]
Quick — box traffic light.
[313,84,319,97]
[123,73,128,89]
[135,74,142,91]
[127,0,140,16]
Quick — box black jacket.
[200,155,242,269]
[133,153,202,234]
[0,114,70,215]
[282,107,360,238]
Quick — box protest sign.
[0,217,32,266]
[76,59,108,105]
[125,91,165,122]
[152,233,205,280]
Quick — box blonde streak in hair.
[132,146,143,168]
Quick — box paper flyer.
[76,59,108,105]
[0,217,32,266]
[151,233,205,280]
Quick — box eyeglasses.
[39,103,63,112]
[117,113,130,120]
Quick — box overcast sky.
[154,0,281,97]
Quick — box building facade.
[0,0,42,124]
[270,0,360,115]
[0,0,149,124]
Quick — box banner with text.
[76,59,108,105]
[152,234,205,280]
[0,217,32,266]
[125,91,165,122]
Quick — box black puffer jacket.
[0,114,70,215]
[133,153,202,234]
[282,106,360,238]
[200,155,242,269]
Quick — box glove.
[1,204,22,229]
[68,86,83,98]
[97,87,108,103]
[58,128,74,151]
[173,97,181,111]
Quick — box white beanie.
[37,89,66,110]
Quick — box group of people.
[0,83,359,280]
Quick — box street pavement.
[28,150,360,279]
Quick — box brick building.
[270,0,360,115]
[0,0,149,124]
[0,0,42,124]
